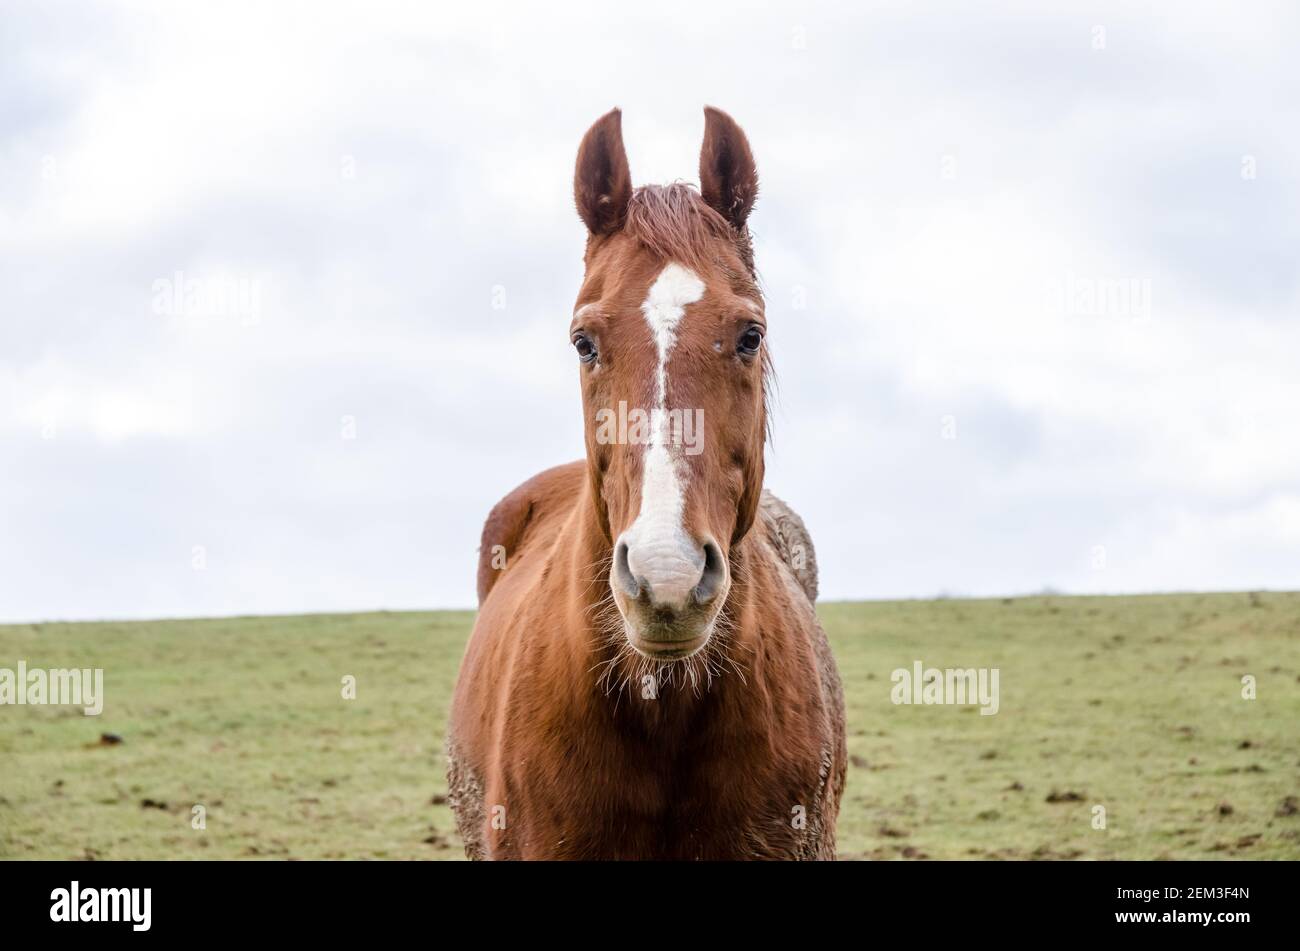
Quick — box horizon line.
[1,586,1293,628]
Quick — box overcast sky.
[1,1,1297,622]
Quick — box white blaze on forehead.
[622,263,706,602]
[641,263,705,403]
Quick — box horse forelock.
[624,183,756,278]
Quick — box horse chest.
[493,715,827,860]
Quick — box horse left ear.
[699,106,758,229]
[574,108,633,236]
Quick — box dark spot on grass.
[1046,790,1084,803]
[1276,796,1299,817]
[1030,845,1084,860]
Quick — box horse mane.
[624,183,756,277]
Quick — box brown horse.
[446,107,846,859]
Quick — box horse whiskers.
[584,605,751,701]
[584,589,618,622]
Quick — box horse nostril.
[694,540,727,605]
[612,539,640,600]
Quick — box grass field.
[2,592,1298,860]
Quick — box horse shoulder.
[476,460,586,604]
[755,490,846,856]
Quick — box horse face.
[570,108,766,660]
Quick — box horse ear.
[574,108,632,236]
[699,106,758,229]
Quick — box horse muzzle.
[610,533,728,659]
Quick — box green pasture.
[2,592,1297,859]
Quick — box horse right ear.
[574,108,632,236]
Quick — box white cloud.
[1,1,1296,621]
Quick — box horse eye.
[573,334,597,363]
[738,327,764,355]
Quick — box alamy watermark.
[50,881,150,931]
[0,661,104,715]
[1047,270,1152,319]
[594,401,704,455]
[152,270,262,325]
[891,660,999,715]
